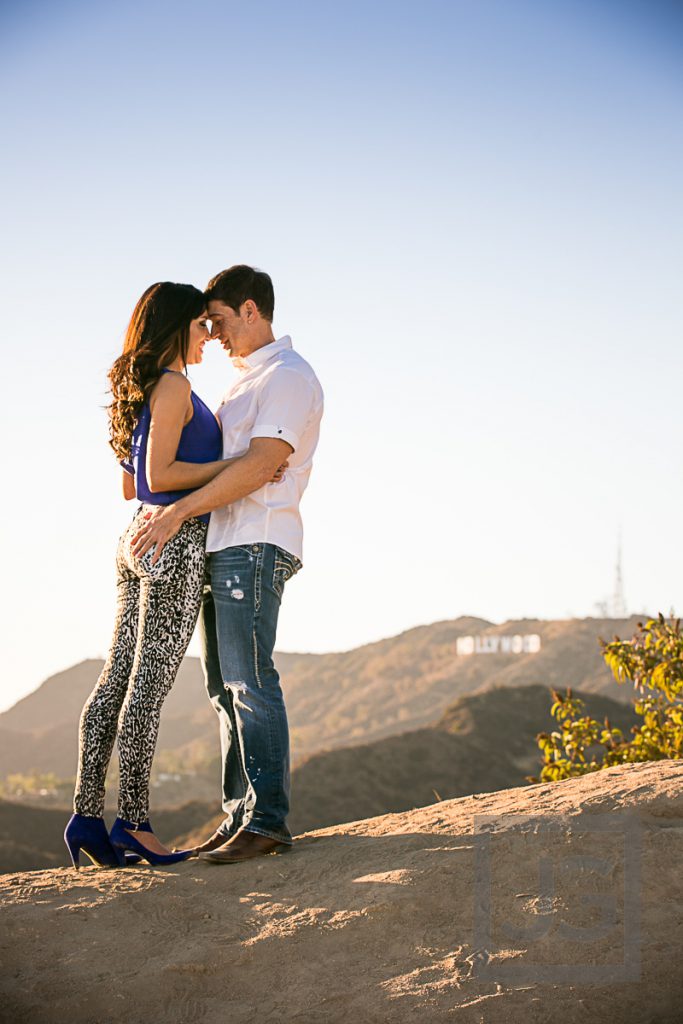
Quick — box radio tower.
[612,533,628,618]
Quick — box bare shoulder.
[149,370,191,410]
[154,370,191,394]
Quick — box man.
[132,265,323,862]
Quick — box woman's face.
[186,312,211,364]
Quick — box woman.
[64,282,281,869]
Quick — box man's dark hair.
[205,265,275,322]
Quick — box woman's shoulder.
[158,368,191,389]
[149,369,192,411]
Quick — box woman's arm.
[122,468,136,500]
[146,372,287,493]
[145,372,230,493]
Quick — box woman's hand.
[271,459,289,483]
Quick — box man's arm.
[131,436,292,562]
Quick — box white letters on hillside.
[456,634,542,656]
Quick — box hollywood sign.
[456,634,542,656]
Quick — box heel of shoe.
[64,813,125,869]
[65,837,81,870]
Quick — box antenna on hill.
[612,531,628,618]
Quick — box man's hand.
[131,504,184,564]
[271,459,289,483]
[131,453,289,565]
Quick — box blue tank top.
[121,370,223,524]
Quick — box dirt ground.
[1,760,682,1024]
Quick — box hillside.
[0,615,644,792]
[1,761,681,1023]
[180,683,638,845]
[0,684,638,872]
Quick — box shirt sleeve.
[251,368,317,452]
[120,458,134,475]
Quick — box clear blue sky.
[1,0,681,710]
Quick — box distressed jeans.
[199,542,302,845]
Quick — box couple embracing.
[65,265,323,868]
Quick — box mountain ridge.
[0,615,644,788]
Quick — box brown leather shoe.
[199,828,292,864]
[180,830,231,858]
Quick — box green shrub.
[532,614,683,782]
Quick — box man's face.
[207,299,246,355]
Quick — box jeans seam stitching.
[254,546,263,612]
[251,627,262,689]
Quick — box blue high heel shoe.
[64,813,127,870]
[110,817,192,866]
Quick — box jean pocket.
[272,547,302,601]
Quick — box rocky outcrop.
[1,760,681,1023]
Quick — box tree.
[531,615,683,783]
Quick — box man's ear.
[241,298,259,324]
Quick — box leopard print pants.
[74,504,207,825]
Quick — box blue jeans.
[198,542,301,845]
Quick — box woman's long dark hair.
[107,282,205,462]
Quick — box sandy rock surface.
[1,761,682,1024]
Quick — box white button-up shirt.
[206,335,324,562]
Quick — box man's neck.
[232,325,277,360]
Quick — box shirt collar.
[231,335,292,372]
